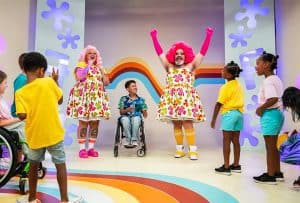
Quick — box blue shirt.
[11,73,27,117]
[118,95,147,117]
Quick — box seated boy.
[118,80,148,147]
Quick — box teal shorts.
[221,110,243,131]
[260,109,284,136]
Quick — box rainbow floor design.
[1,169,238,203]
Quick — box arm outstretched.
[193,27,214,69]
[150,29,169,70]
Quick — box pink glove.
[76,67,89,81]
[200,27,214,56]
[150,29,163,56]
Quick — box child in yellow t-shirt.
[15,52,82,203]
[211,61,244,175]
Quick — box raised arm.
[192,27,214,70]
[150,29,169,69]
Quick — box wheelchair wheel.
[37,166,47,179]
[139,121,147,154]
[114,118,122,157]
[114,146,118,157]
[137,149,145,157]
[19,178,27,195]
[0,128,18,188]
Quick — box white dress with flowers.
[66,61,111,121]
[157,67,206,122]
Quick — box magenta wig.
[78,45,102,66]
[166,41,195,65]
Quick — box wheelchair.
[113,116,146,157]
[0,127,46,194]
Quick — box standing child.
[0,70,27,160]
[11,53,27,117]
[281,86,300,189]
[150,27,213,160]
[66,45,111,158]
[253,51,284,184]
[16,52,82,203]
[211,61,244,175]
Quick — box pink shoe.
[88,149,99,157]
[79,149,88,158]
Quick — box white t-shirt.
[258,75,283,109]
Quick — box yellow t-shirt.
[217,80,244,114]
[15,77,64,149]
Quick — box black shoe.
[215,165,231,176]
[230,164,242,173]
[253,173,277,185]
[274,172,284,182]
[293,177,300,189]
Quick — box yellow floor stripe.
[68,179,139,203]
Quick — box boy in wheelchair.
[118,80,148,147]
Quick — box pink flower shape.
[170,88,176,96]
[173,74,183,82]
[177,106,186,116]
[89,102,96,111]
[90,67,98,74]
[192,105,200,117]
[102,103,108,111]
[168,106,174,115]
[78,106,84,115]
[177,88,184,96]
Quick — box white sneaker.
[67,196,84,203]
[188,145,198,160]
[16,195,41,203]
[123,140,130,146]
[131,141,138,146]
[174,145,185,158]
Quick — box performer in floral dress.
[67,45,111,158]
[150,27,213,160]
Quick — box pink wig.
[78,45,102,66]
[166,41,195,65]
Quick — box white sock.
[78,139,86,150]
[88,138,96,149]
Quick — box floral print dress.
[66,62,111,121]
[157,67,206,122]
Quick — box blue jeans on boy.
[120,116,141,142]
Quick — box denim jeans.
[120,116,141,142]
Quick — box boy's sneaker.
[253,173,277,185]
[123,140,131,147]
[274,172,284,182]
[131,140,138,147]
[230,164,242,173]
[215,165,231,176]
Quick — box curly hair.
[259,51,279,71]
[282,86,300,122]
[23,52,48,73]
[78,45,102,66]
[166,41,195,65]
[225,61,243,78]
